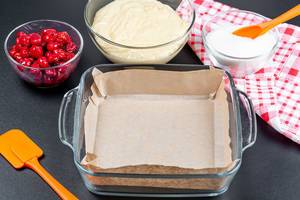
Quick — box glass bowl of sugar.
[202,10,279,78]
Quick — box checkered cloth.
[178,0,300,143]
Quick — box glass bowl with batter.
[84,0,195,64]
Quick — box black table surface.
[1,0,300,200]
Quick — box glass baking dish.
[58,64,257,197]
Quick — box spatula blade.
[232,25,262,39]
[0,129,43,169]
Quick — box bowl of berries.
[4,20,83,87]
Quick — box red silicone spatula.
[0,129,78,200]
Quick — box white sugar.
[206,26,277,58]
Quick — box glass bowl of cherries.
[4,20,83,87]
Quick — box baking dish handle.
[58,87,78,151]
[237,90,257,152]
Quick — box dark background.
[1,0,300,200]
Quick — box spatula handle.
[25,157,78,200]
[262,4,300,31]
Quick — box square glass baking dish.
[58,64,256,197]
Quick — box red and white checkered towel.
[178,0,300,143]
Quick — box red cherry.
[15,37,21,45]
[46,54,53,63]
[53,49,67,61]
[65,52,75,61]
[57,66,67,74]
[9,49,17,57]
[37,57,49,68]
[66,42,77,53]
[45,51,52,58]
[56,67,67,81]
[19,47,29,58]
[41,28,57,36]
[16,31,27,38]
[42,34,55,43]
[52,55,60,64]
[45,52,58,64]
[56,32,71,44]
[9,46,17,57]
[47,42,61,51]
[29,45,43,58]
[15,44,23,51]
[29,68,42,79]
[31,61,40,68]
[42,29,57,43]
[16,35,30,46]
[29,33,42,46]
[12,52,22,62]
[45,69,57,78]
[28,57,34,63]
[52,49,59,54]
[20,58,32,66]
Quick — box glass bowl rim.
[202,10,279,60]
[84,0,195,49]
[4,19,84,70]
